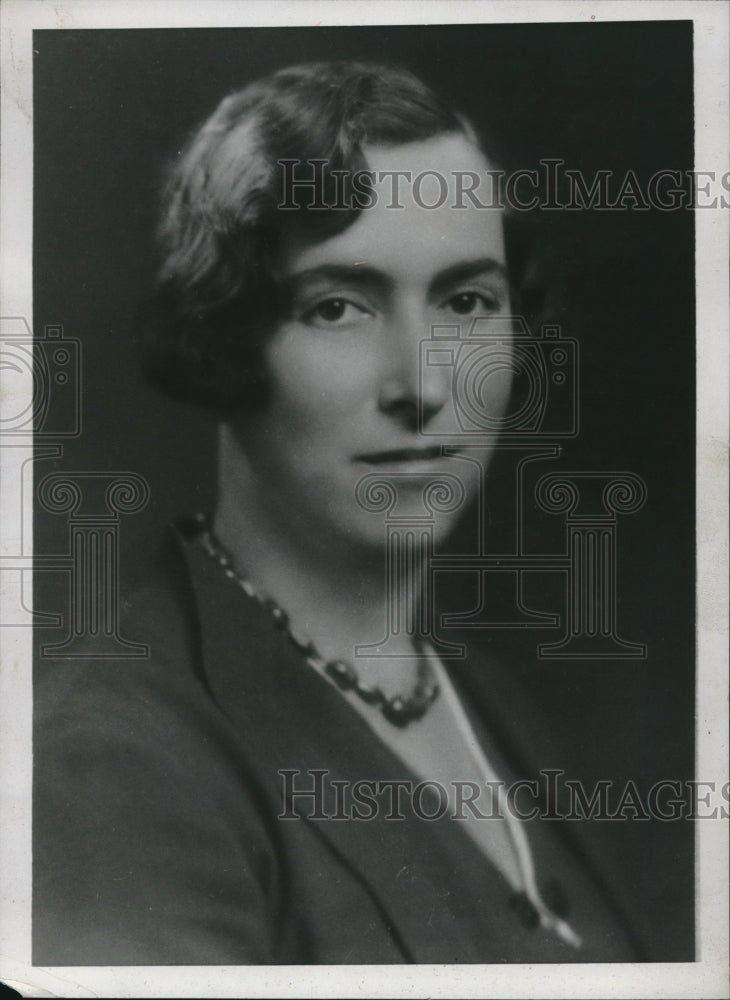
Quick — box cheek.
[495,363,515,414]
[457,342,515,421]
[265,331,374,431]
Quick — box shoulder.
[33,525,283,964]
[34,521,260,798]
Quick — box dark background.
[33,21,695,955]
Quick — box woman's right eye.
[302,297,372,328]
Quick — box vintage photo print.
[0,1,728,997]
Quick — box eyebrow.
[284,257,509,299]
[429,258,509,298]
[284,264,394,296]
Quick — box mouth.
[353,445,455,465]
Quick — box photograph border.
[1,1,727,997]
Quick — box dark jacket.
[33,524,692,965]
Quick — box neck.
[213,425,422,687]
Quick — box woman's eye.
[444,291,498,316]
[303,297,370,327]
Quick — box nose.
[377,306,449,430]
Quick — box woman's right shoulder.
[32,528,284,965]
[33,521,247,783]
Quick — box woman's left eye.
[443,291,498,316]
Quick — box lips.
[353,445,448,464]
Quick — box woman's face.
[230,133,514,550]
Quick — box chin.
[341,504,466,553]
[315,474,475,554]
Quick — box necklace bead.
[262,598,289,629]
[326,659,357,689]
[354,682,384,706]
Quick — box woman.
[34,61,643,964]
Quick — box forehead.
[278,134,507,283]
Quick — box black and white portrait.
[0,3,727,998]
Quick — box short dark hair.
[144,60,540,415]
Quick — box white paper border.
[1,1,727,997]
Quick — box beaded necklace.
[196,514,439,727]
